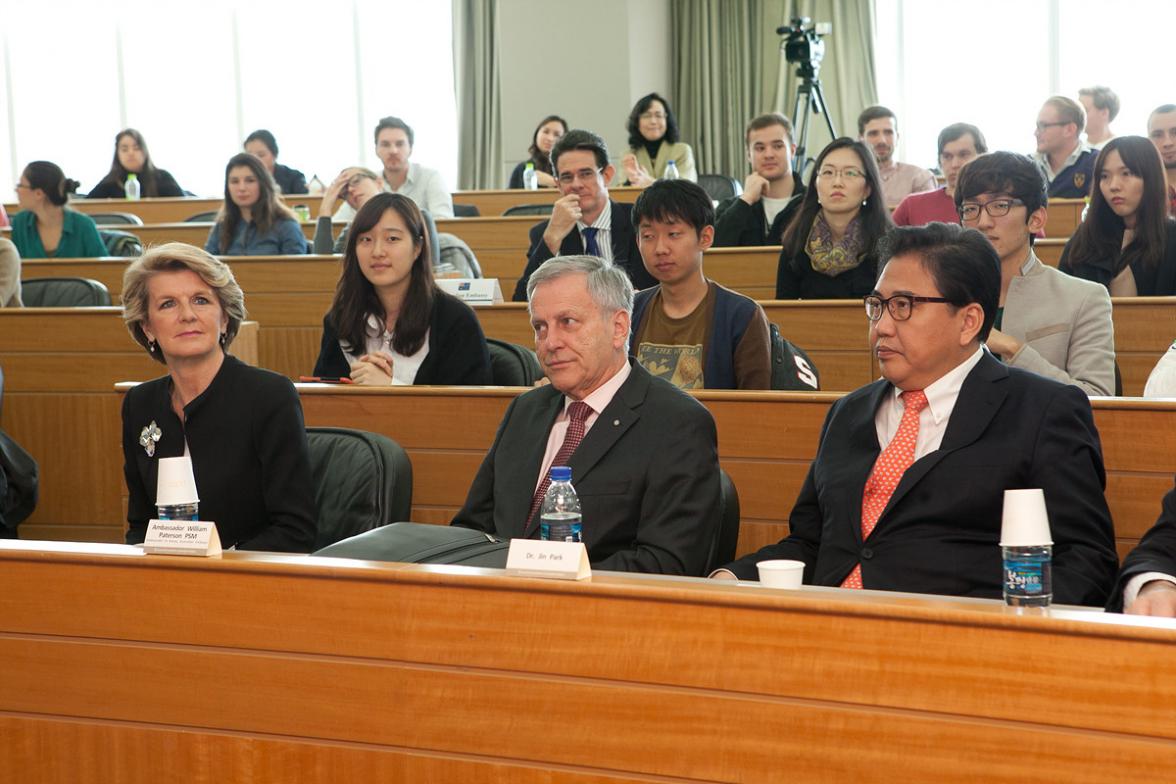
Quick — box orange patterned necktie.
[841,389,929,589]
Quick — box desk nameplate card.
[505,539,591,580]
[142,520,222,557]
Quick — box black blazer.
[775,247,879,300]
[314,291,492,385]
[511,200,655,301]
[121,354,316,552]
[1058,219,1176,296]
[451,361,721,575]
[723,352,1119,605]
[1107,477,1176,612]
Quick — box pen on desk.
[298,376,353,384]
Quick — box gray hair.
[526,255,634,348]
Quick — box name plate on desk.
[142,520,222,557]
[436,278,504,305]
[505,539,591,580]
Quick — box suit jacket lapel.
[567,362,646,484]
[829,382,889,545]
[609,201,632,263]
[876,352,1007,523]
[512,389,565,533]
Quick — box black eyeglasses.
[958,198,1025,221]
[864,293,953,322]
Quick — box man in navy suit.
[1108,479,1176,615]
[512,130,656,301]
[715,223,1118,605]
[455,255,721,575]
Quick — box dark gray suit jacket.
[511,200,656,301]
[1107,478,1176,612]
[451,361,721,575]
[722,351,1119,605]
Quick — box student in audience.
[336,116,454,220]
[1145,104,1176,215]
[120,242,316,552]
[714,223,1118,605]
[0,238,22,307]
[956,151,1115,396]
[314,193,491,385]
[857,106,936,209]
[243,129,308,195]
[88,129,185,199]
[1142,340,1176,397]
[1107,477,1176,615]
[452,254,721,575]
[1079,86,1119,148]
[892,123,987,227]
[1032,96,1096,198]
[11,162,106,259]
[714,112,805,247]
[1059,136,1176,296]
[631,179,771,389]
[313,167,383,254]
[513,129,654,301]
[508,115,567,189]
[619,93,697,186]
[776,137,892,299]
[205,153,308,256]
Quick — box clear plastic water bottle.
[663,160,680,180]
[540,466,582,542]
[157,502,199,522]
[1002,544,1052,607]
[125,173,141,200]
[523,161,538,190]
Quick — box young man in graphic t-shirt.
[630,179,771,390]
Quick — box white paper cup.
[156,456,200,506]
[1000,488,1053,546]
[757,559,805,589]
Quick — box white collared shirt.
[1033,140,1092,182]
[533,360,632,493]
[575,199,613,262]
[873,347,985,460]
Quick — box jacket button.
[861,547,874,560]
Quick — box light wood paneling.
[2,549,1176,782]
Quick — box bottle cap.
[550,466,572,482]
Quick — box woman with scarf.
[776,138,892,299]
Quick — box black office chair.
[185,211,219,222]
[21,277,112,307]
[486,338,542,386]
[697,174,742,202]
[305,427,413,549]
[705,470,741,574]
[769,324,820,391]
[453,204,480,217]
[502,203,554,217]
[99,229,143,257]
[88,212,144,226]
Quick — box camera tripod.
[791,74,837,180]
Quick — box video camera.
[778,17,832,79]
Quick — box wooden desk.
[0,309,257,543]
[3,545,1176,782]
[452,185,644,216]
[1,196,328,225]
[1045,198,1086,238]
[295,386,1176,561]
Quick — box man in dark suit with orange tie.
[511,130,655,301]
[455,254,721,575]
[714,222,1118,605]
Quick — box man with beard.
[858,105,936,209]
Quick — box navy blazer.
[512,200,656,301]
[451,361,721,575]
[723,351,1119,605]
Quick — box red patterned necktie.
[841,389,929,589]
[524,401,592,536]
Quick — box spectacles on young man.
[958,198,1025,221]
